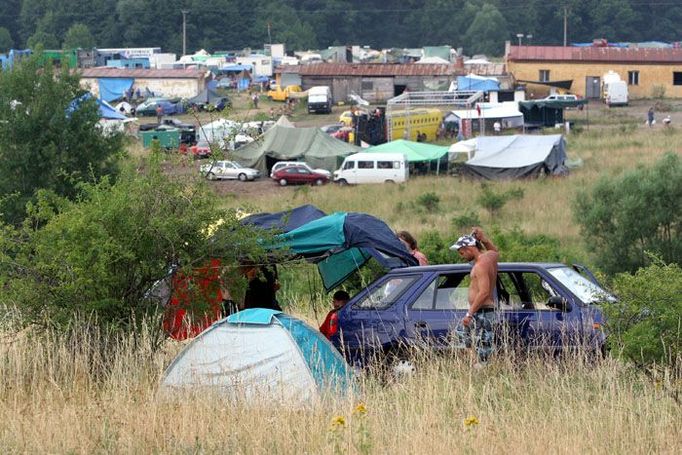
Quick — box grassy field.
[1,320,680,454]
[2,100,681,453]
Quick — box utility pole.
[563,6,568,47]
[181,10,189,56]
[267,21,272,45]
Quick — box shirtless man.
[450,227,499,363]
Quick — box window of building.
[362,80,374,90]
[673,72,682,86]
[539,69,550,82]
[628,71,639,86]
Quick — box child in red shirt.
[320,290,350,339]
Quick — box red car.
[271,165,329,186]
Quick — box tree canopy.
[0,53,124,224]
[1,0,681,56]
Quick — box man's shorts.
[455,310,496,362]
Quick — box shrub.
[651,85,666,99]
[606,260,682,369]
[476,184,525,218]
[0,160,269,335]
[573,152,682,274]
[452,211,481,230]
[490,227,574,263]
[416,192,440,213]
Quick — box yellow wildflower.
[463,416,480,428]
[353,402,368,416]
[331,415,346,427]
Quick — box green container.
[139,129,181,149]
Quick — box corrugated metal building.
[506,43,682,99]
[79,68,208,99]
[276,63,464,103]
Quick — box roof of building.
[507,45,682,64]
[79,67,207,79]
[276,63,461,77]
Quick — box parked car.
[136,99,178,116]
[320,123,345,135]
[270,161,332,179]
[330,262,614,366]
[271,165,330,186]
[267,84,302,102]
[199,161,261,181]
[187,141,212,159]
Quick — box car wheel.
[206,172,217,181]
[279,179,288,186]
[337,179,348,186]
[314,179,324,186]
[238,173,247,182]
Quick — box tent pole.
[436,158,440,175]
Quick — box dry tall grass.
[0,317,679,454]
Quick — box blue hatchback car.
[330,263,615,365]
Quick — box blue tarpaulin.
[457,75,499,92]
[67,93,127,120]
[98,78,134,102]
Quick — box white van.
[307,86,332,114]
[604,81,628,106]
[333,152,408,185]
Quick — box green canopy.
[232,125,361,173]
[366,139,449,163]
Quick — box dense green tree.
[0,27,13,52]
[573,152,682,274]
[62,23,95,49]
[0,53,123,224]
[463,2,509,55]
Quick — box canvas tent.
[232,125,361,173]
[160,309,353,405]
[461,134,568,180]
[242,205,418,290]
[366,139,449,173]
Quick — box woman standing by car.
[397,231,429,266]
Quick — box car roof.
[384,262,569,274]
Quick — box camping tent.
[366,139,449,173]
[188,87,228,109]
[160,309,353,405]
[461,134,568,180]
[67,93,127,120]
[196,118,240,147]
[232,125,361,173]
[242,205,418,290]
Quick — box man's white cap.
[449,234,477,251]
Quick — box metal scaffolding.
[385,90,484,140]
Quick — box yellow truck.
[266,84,302,101]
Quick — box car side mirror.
[547,296,572,312]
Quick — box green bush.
[606,260,682,369]
[476,184,525,218]
[0,161,269,334]
[416,192,440,213]
[490,227,575,263]
[573,152,682,274]
[452,211,481,230]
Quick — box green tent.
[232,125,361,173]
[366,139,448,162]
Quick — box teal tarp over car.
[242,205,417,290]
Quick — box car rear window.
[354,275,420,310]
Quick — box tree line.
[1,0,682,57]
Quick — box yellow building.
[505,43,682,99]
